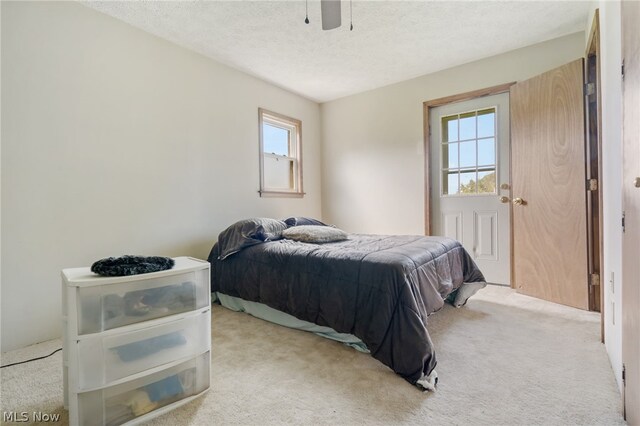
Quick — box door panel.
[622,0,640,422]
[431,93,510,285]
[474,211,498,260]
[510,59,589,310]
[442,211,462,241]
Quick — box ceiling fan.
[306,0,353,31]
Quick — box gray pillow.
[282,225,348,243]
[217,218,288,260]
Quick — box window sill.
[259,190,305,198]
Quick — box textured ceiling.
[84,1,591,103]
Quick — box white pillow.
[282,225,348,243]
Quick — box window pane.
[478,138,495,166]
[459,171,477,194]
[442,116,458,142]
[459,140,476,168]
[263,123,289,156]
[443,142,458,168]
[459,112,476,140]
[443,171,459,195]
[477,109,495,138]
[477,170,496,193]
[264,156,294,190]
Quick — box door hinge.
[623,363,627,419]
[587,179,598,191]
[622,60,625,80]
[584,82,596,97]
[622,211,626,233]
[590,273,600,287]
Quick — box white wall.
[320,33,585,234]
[586,1,624,392]
[1,2,322,351]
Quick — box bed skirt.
[212,292,370,353]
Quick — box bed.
[207,218,487,391]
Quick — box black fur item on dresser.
[91,255,175,276]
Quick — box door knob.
[499,196,510,203]
[635,177,640,188]
[512,197,525,206]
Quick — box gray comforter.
[208,234,485,387]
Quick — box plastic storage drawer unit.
[63,257,211,426]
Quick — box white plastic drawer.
[77,351,210,426]
[75,310,211,390]
[76,269,210,335]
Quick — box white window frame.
[258,108,304,197]
[440,106,498,197]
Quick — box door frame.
[585,9,605,328]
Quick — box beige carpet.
[1,286,624,425]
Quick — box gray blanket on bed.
[208,234,485,386]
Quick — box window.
[441,108,497,195]
[259,108,303,197]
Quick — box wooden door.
[622,0,640,422]
[510,59,589,310]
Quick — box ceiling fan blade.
[321,0,342,30]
